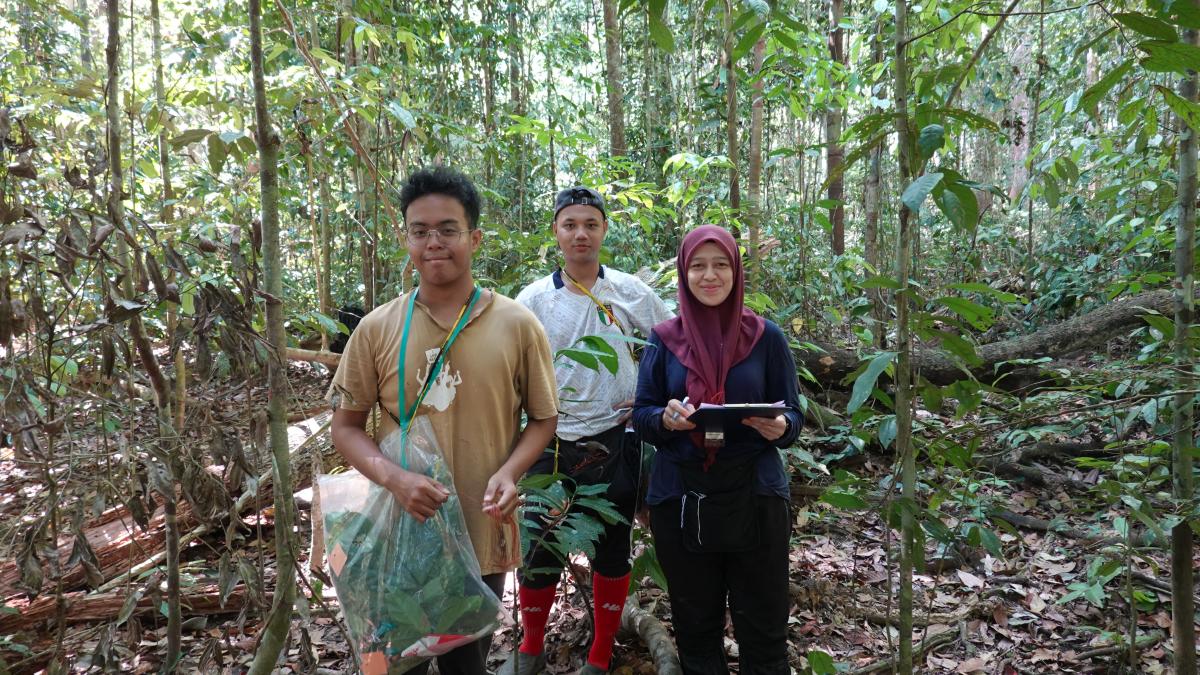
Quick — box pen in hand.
[672,396,690,421]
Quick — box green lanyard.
[396,286,480,468]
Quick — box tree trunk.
[508,2,526,226]
[892,0,916,669]
[865,20,885,348]
[602,0,626,158]
[1024,0,1046,290]
[77,0,92,69]
[1171,18,1198,673]
[723,0,741,230]
[482,0,497,187]
[826,0,846,256]
[746,34,766,290]
[147,0,183,666]
[248,0,297,671]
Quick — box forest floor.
[1,359,1198,674]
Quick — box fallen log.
[286,347,340,367]
[0,583,266,633]
[620,593,681,675]
[798,289,1175,390]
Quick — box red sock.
[587,572,630,669]
[518,582,557,655]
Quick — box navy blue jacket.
[633,320,804,505]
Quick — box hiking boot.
[496,651,546,675]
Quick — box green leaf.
[170,128,212,148]
[1114,12,1178,41]
[861,275,902,290]
[1138,40,1200,73]
[847,351,896,413]
[933,180,978,232]
[948,282,1022,304]
[387,102,417,129]
[206,134,226,174]
[733,22,766,62]
[935,296,995,330]
[820,489,868,510]
[807,650,837,675]
[1080,59,1133,116]
[917,124,945,159]
[1156,84,1200,133]
[931,107,1001,134]
[901,172,944,212]
[648,11,676,52]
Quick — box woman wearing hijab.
[633,225,803,675]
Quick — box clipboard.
[685,402,787,428]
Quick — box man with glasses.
[502,187,672,675]
[328,167,559,675]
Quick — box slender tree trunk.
[1025,0,1045,290]
[507,2,526,226]
[723,0,741,232]
[746,34,766,290]
[893,0,917,671]
[865,19,885,349]
[147,0,183,666]
[1171,20,1198,674]
[826,0,846,256]
[77,0,92,69]
[482,0,497,187]
[248,0,297,670]
[602,0,626,157]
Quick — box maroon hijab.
[655,225,765,440]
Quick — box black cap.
[553,186,606,221]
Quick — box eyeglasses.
[405,227,471,243]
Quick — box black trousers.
[649,496,791,675]
[520,427,639,588]
[407,572,506,675]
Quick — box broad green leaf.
[207,134,226,174]
[734,22,766,61]
[935,296,994,330]
[807,650,837,675]
[1114,12,1178,41]
[948,282,1022,304]
[387,102,417,129]
[1079,59,1133,116]
[648,12,676,52]
[170,128,212,148]
[1042,173,1060,209]
[933,181,978,232]
[820,489,868,510]
[1138,40,1200,73]
[847,351,896,413]
[917,124,945,159]
[931,107,1001,134]
[861,275,902,290]
[901,172,944,212]
[1155,84,1200,133]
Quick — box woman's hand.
[742,414,787,441]
[662,398,697,431]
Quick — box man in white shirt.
[503,187,672,675]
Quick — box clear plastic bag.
[318,416,503,674]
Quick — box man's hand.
[382,465,450,523]
[742,414,787,441]
[613,399,634,425]
[481,469,520,520]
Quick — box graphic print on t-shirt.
[416,346,462,412]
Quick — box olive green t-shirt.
[328,289,559,574]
